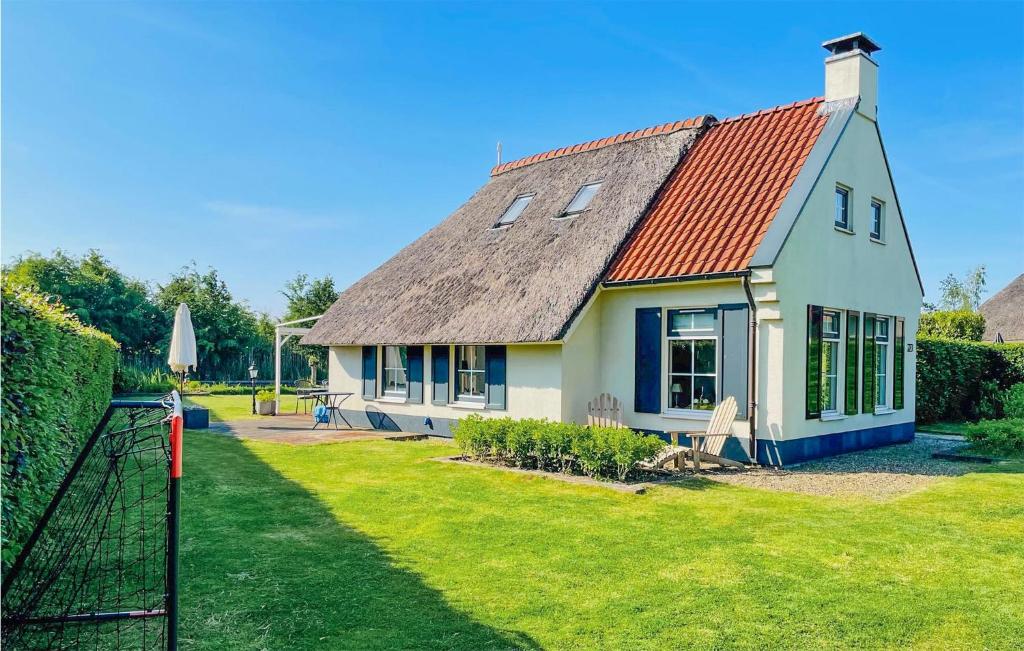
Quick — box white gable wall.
[768,111,922,441]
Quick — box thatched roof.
[303,120,708,346]
[980,274,1024,342]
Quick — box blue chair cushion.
[313,405,330,423]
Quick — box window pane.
[564,182,601,214]
[668,311,692,335]
[692,312,715,331]
[496,195,533,226]
[692,376,717,410]
[456,346,486,398]
[670,340,692,374]
[835,187,849,227]
[694,339,716,374]
[669,376,691,410]
[871,202,882,238]
[876,317,889,339]
[821,340,838,411]
[823,312,840,337]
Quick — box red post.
[167,392,183,650]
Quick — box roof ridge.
[717,97,824,125]
[490,114,712,176]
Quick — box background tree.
[155,264,266,379]
[938,265,987,311]
[281,273,338,381]
[4,250,167,353]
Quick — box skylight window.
[560,182,602,218]
[495,194,534,227]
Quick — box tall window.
[821,310,841,413]
[560,182,602,218]
[382,346,408,397]
[667,310,717,411]
[494,194,533,227]
[456,345,486,401]
[835,185,850,230]
[875,317,890,407]
[870,199,884,240]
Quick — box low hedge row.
[1,283,119,572]
[454,415,665,481]
[916,337,1024,423]
[965,419,1024,456]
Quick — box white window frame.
[381,345,409,399]
[663,308,718,417]
[454,345,486,403]
[869,198,885,242]
[821,310,843,416]
[493,193,534,228]
[834,184,852,232]
[875,316,891,409]
[557,181,603,219]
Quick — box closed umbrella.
[167,303,197,395]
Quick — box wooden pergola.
[273,314,323,415]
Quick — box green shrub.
[916,337,1024,423]
[1,283,119,571]
[256,389,276,402]
[453,416,666,480]
[1002,384,1024,419]
[918,310,985,341]
[965,419,1024,455]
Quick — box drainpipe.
[742,276,758,464]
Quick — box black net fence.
[2,396,180,650]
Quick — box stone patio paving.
[209,414,425,445]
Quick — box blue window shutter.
[719,305,749,419]
[431,345,449,405]
[635,308,662,414]
[806,305,823,419]
[485,345,507,410]
[407,346,424,404]
[361,346,377,400]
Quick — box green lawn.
[179,429,1024,650]
[917,421,970,436]
[185,393,303,421]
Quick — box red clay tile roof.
[491,115,711,176]
[605,97,828,283]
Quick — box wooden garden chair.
[587,393,625,428]
[655,396,745,471]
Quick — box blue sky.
[3,1,1022,316]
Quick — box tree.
[281,273,338,379]
[4,250,167,353]
[938,265,987,311]
[155,264,266,379]
[918,310,986,341]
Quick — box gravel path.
[699,435,985,500]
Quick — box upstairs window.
[495,194,533,227]
[559,182,602,218]
[870,199,884,241]
[835,185,851,230]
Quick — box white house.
[303,33,923,466]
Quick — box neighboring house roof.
[303,120,707,346]
[606,98,828,282]
[980,274,1024,342]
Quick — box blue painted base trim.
[757,422,915,467]
[340,408,457,438]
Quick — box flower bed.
[453,415,665,481]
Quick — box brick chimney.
[823,32,881,120]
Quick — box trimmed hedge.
[454,415,665,481]
[916,337,1024,423]
[2,283,119,571]
[918,310,985,341]
[965,419,1024,456]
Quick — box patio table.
[302,392,354,430]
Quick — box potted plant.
[255,389,277,416]
[307,354,319,385]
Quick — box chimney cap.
[822,32,881,57]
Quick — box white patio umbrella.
[167,303,197,395]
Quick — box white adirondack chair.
[587,393,625,428]
[654,396,744,471]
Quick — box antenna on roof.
[496,141,502,166]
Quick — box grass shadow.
[180,431,538,650]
